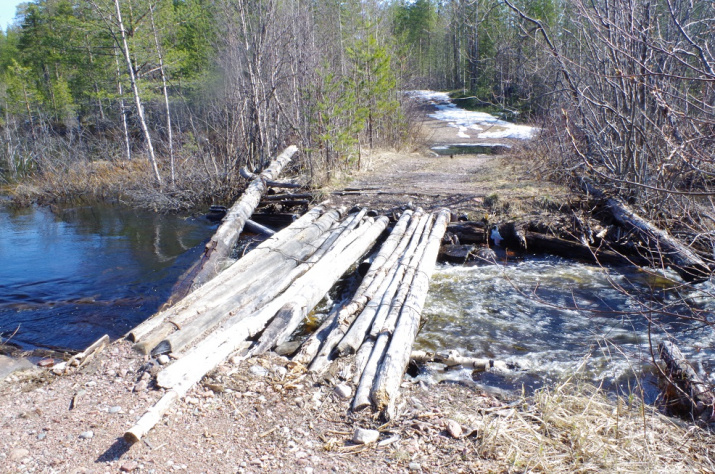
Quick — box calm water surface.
[0,204,216,351]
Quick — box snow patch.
[408,90,536,140]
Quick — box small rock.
[78,431,94,440]
[85,380,97,387]
[9,448,29,461]
[51,362,67,375]
[249,365,269,377]
[38,358,55,367]
[352,428,379,445]
[157,355,170,365]
[273,366,288,378]
[295,451,308,459]
[108,406,122,414]
[408,462,421,471]
[446,419,462,438]
[333,384,352,399]
[37,433,46,441]
[120,461,138,472]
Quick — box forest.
[0,0,713,225]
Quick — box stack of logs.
[125,198,451,440]
[290,208,451,420]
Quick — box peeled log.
[334,212,430,357]
[155,216,389,394]
[127,203,326,344]
[372,209,450,420]
[150,209,344,355]
[353,214,434,411]
[134,209,340,354]
[191,145,298,288]
[304,210,419,372]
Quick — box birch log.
[410,350,513,372]
[371,209,451,420]
[155,216,389,393]
[127,203,327,344]
[191,145,298,288]
[300,211,416,370]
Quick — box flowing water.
[416,258,715,400]
[0,204,217,352]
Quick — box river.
[0,204,216,352]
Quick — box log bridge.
[123,147,452,442]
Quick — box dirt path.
[331,100,564,218]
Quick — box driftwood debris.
[658,340,715,422]
[410,350,514,372]
[191,145,298,289]
[583,181,711,282]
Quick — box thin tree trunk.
[114,48,131,161]
[114,0,162,186]
[149,2,175,186]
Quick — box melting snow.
[408,90,536,140]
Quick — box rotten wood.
[658,340,715,422]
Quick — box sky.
[1,0,25,31]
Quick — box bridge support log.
[352,213,434,410]
[127,203,327,345]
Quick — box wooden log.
[372,209,451,420]
[353,339,374,384]
[244,219,275,236]
[155,216,389,393]
[658,340,715,421]
[127,204,326,344]
[410,350,514,372]
[151,210,346,356]
[132,206,338,354]
[124,340,251,443]
[261,193,313,201]
[191,145,298,288]
[583,181,711,282]
[438,244,475,264]
[66,334,110,371]
[239,166,302,188]
[250,213,298,229]
[446,221,487,245]
[353,214,434,411]
[249,212,376,356]
[304,211,418,372]
[525,231,651,266]
[335,213,431,357]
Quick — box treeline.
[1,0,713,226]
[0,0,408,207]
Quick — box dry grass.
[9,153,242,211]
[470,382,714,473]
